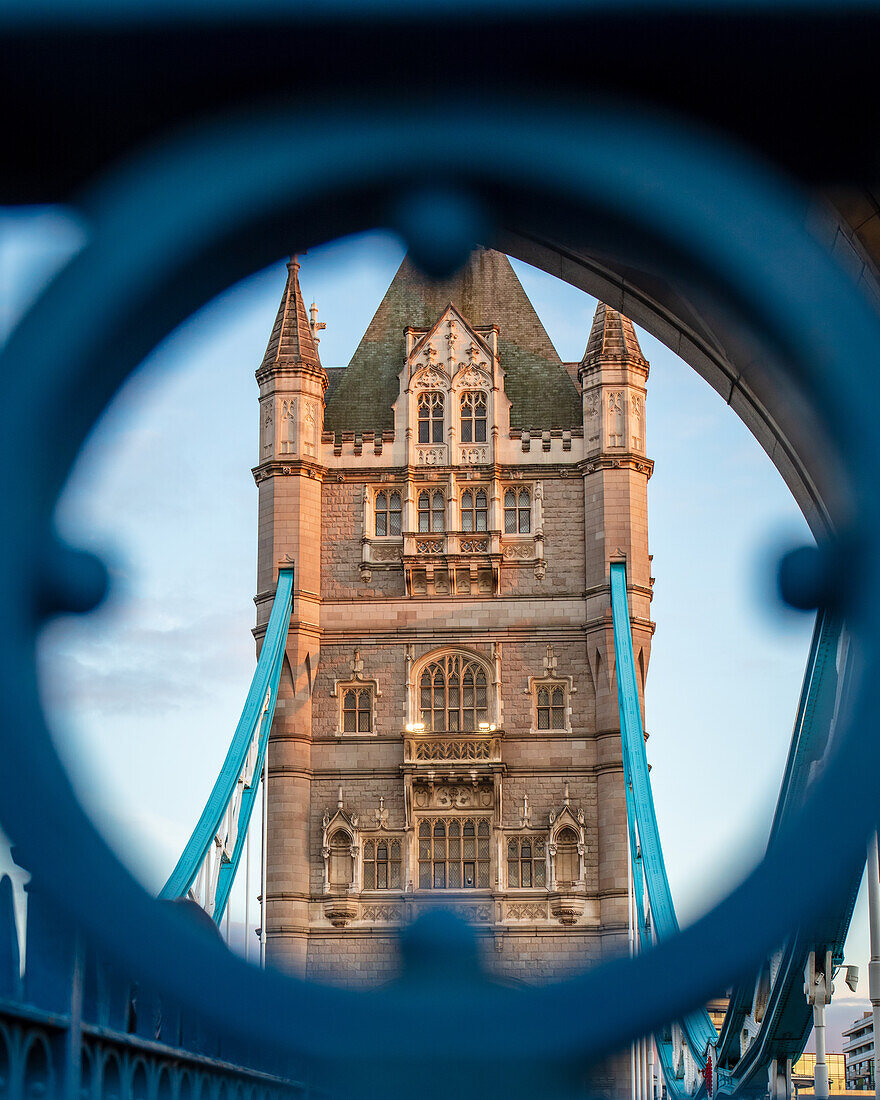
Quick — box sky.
[0,211,870,1045]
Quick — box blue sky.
[1,213,869,1042]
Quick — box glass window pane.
[462,510,472,532]
[463,822,475,836]
[375,512,387,536]
[519,510,530,533]
[508,861,519,888]
[505,509,516,534]
[478,838,489,859]
[358,710,371,732]
[475,419,487,442]
[476,509,487,532]
[344,710,356,732]
[364,863,375,889]
[433,821,445,837]
[377,843,387,861]
[463,837,475,859]
[419,862,430,889]
[377,864,388,889]
[419,420,429,444]
[448,837,460,859]
[535,862,546,887]
[419,821,430,837]
[552,707,565,728]
[522,841,531,858]
[390,492,401,510]
[390,511,401,536]
[478,821,489,836]
[522,862,532,887]
[505,489,515,507]
[461,418,472,443]
[449,821,460,837]
[433,864,446,888]
[432,419,443,444]
[376,492,386,510]
[448,863,461,888]
[419,840,430,859]
[507,839,517,858]
[478,862,490,889]
[463,862,476,888]
[391,863,401,889]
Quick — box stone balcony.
[403,732,502,765]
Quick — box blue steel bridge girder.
[610,563,857,1100]
[160,569,294,924]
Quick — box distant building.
[793,1052,848,1095]
[844,1011,875,1090]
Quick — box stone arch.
[500,229,865,537]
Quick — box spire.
[259,256,323,373]
[580,302,648,370]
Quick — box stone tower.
[253,251,653,1025]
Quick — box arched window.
[537,686,566,730]
[342,687,372,733]
[418,653,489,731]
[375,490,402,536]
[555,826,579,886]
[418,489,445,532]
[363,838,402,890]
[460,392,488,443]
[418,392,444,444]
[460,488,488,533]
[507,836,546,888]
[329,830,353,887]
[504,488,531,534]
[418,818,490,889]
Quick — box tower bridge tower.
[253,250,653,1014]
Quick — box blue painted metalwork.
[160,568,293,922]
[0,8,879,1095]
[612,565,859,1099]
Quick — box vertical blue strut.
[160,568,294,923]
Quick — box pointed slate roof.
[581,302,648,368]
[259,257,322,372]
[324,249,581,433]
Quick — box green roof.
[324,249,582,434]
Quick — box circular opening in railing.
[1,103,879,1099]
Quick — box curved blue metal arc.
[160,569,293,909]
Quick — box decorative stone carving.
[507,902,546,921]
[584,390,599,447]
[460,539,489,553]
[261,400,274,457]
[459,446,489,465]
[415,445,447,466]
[360,904,402,922]
[324,894,360,927]
[631,392,644,450]
[503,544,532,559]
[281,397,297,454]
[372,546,402,562]
[414,367,445,388]
[548,893,586,925]
[415,539,443,555]
[374,796,389,829]
[608,391,624,447]
[412,782,494,809]
[405,737,500,763]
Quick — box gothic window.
[504,488,531,534]
[363,838,402,890]
[418,818,490,889]
[460,488,488,533]
[375,490,402,537]
[419,653,488,732]
[328,830,353,887]
[342,687,373,733]
[418,392,444,444]
[418,489,445,533]
[507,836,546,888]
[460,392,488,443]
[537,685,566,730]
[555,826,579,886]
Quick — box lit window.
[555,826,579,886]
[460,392,488,443]
[418,490,445,532]
[460,488,488,533]
[537,686,566,730]
[375,490,402,537]
[363,838,402,890]
[329,830,353,887]
[418,392,444,444]
[507,836,546,888]
[419,653,488,732]
[504,488,531,534]
[342,687,373,733]
[418,818,490,889]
